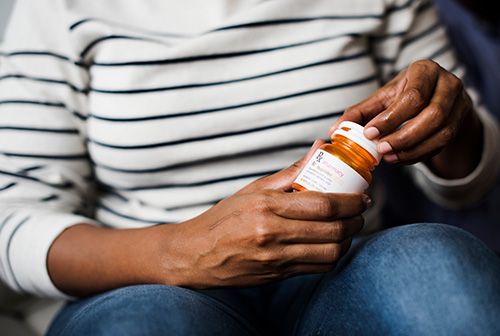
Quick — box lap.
[47,284,262,336]
[297,223,500,335]
[47,223,500,336]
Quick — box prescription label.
[294,149,368,193]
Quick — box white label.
[294,149,369,193]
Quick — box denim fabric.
[47,224,500,336]
[373,164,500,255]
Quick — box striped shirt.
[0,0,498,298]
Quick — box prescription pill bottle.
[293,121,382,193]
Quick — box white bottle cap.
[332,121,382,164]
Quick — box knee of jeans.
[370,223,482,258]
[362,224,500,331]
[49,285,193,335]
[49,284,257,336]
[358,223,499,293]
[328,224,500,334]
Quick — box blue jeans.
[47,224,500,336]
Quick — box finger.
[275,216,364,244]
[329,93,387,137]
[376,70,461,156]
[256,262,339,282]
[240,139,325,194]
[252,240,353,281]
[385,97,464,165]
[364,60,441,140]
[280,263,338,278]
[254,216,363,245]
[258,190,370,220]
[328,87,395,137]
[328,71,407,137]
[278,238,353,265]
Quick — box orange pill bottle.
[293,121,382,193]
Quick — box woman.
[1,0,499,334]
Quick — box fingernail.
[362,194,372,209]
[384,153,399,163]
[378,141,393,154]
[364,127,380,139]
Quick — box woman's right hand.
[48,140,369,296]
[151,142,370,289]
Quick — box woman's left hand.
[331,59,482,178]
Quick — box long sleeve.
[0,0,96,298]
[409,102,500,208]
[1,0,497,300]
[373,0,500,207]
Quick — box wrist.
[47,224,164,296]
[146,221,206,289]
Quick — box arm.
[335,60,483,178]
[330,0,500,207]
[48,141,369,297]
[0,0,94,297]
[1,0,368,299]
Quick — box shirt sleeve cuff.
[409,105,500,208]
[9,211,98,300]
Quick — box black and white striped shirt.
[1,0,498,298]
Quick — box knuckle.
[424,59,440,71]
[254,223,276,247]
[253,189,276,213]
[414,59,438,73]
[257,250,278,266]
[330,222,348,240]
[391,131,410,150]
[405,86,427,109]
[378,87,396,107]
[328,244,343,261]
[428,60,440,72]
[427,105,448,127]
[316,194,337,219]
[448,74,464,92]
[439,126,455,144]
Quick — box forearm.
[47,224,165,297]
[45,151,369,298]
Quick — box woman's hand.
[330,59,483,179]
[151,140,369,289]
[48,140,369,296]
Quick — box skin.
[48,140,369,297]
[48,60,483,297]
[330,60,482,179]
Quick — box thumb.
[241,139,325,193]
